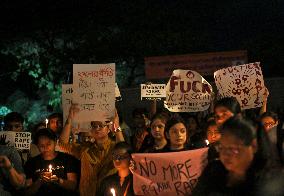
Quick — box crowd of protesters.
[1,89,284,195]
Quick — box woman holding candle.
[97,142,134,196]
[24,128,80,196]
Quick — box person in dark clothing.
[192,117,284,196]
[205,119,220,162]
[139,112,169,153]
[97,142,134,196]
[24,128,80,196]
[161,115,195,152]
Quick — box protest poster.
[164,70,213,112]
[73,64,115,122]
[214,62,266,109]
[132,148,208,196]
[0,131,31,150]
[141,84,166,100]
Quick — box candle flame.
[110,188,116,196]
[205,140,209,145]
[48,164,52,173]
[45,119,49,128]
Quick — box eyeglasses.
[262,122,276,128]
[216,144,241,156]
[112,153,130,161]
[91,124,108,129]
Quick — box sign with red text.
[164,70,213,112]
[145,50,248,79]
[214,62,266,109]
[132,148,208,196]
[0,131,31,150]
[73,64,115,122]
[141,84,166,100]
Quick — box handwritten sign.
[214,62,266,109]
[132,148,208,196]
[141,84,166,100]
[164,70,213,112]
[73,64,115,122]
[0,131,32,150]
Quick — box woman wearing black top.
[97,142,134,196]
[192,117,284,195]
[161,115,195,152]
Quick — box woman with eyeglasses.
[192,117,284,195]
[260,112,283,166]
[139,112,170,153]
[205,119,220,162]
[58,104,125,196]
[97,142,134,196]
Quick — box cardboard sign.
[164,70,213,112]
[0,131,32,150]
[145,50,248,79]
[132,148,208,196]
[214,62,266,109]
[73,64,115,122]
[141,84,166,100]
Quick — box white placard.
[0,131,32,150]
[141,84,166,100]
[73,64,115,122]
[214,62,266,109]
[164,70,213,112]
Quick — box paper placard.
[164,70,213,112]
[214,62,266,109]
[0,131,32,150]
[141,84,166,100]
[73,64,115,122]
[132,148,208,196]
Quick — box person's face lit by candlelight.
[112,148,131,170]
[207,124,221,144]
[37,136,56,158]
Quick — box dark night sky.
[0,0,284,75]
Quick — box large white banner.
[73,64,115,122]
[164,70,213,112]
[132,148,208,196]
[0,131,32,150]
[214,62,266,109]
[141,84,166,100]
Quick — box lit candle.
[205,139,209,145]
[48,164,52,175]
[45,119,49,128]
[110,188,116,196]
